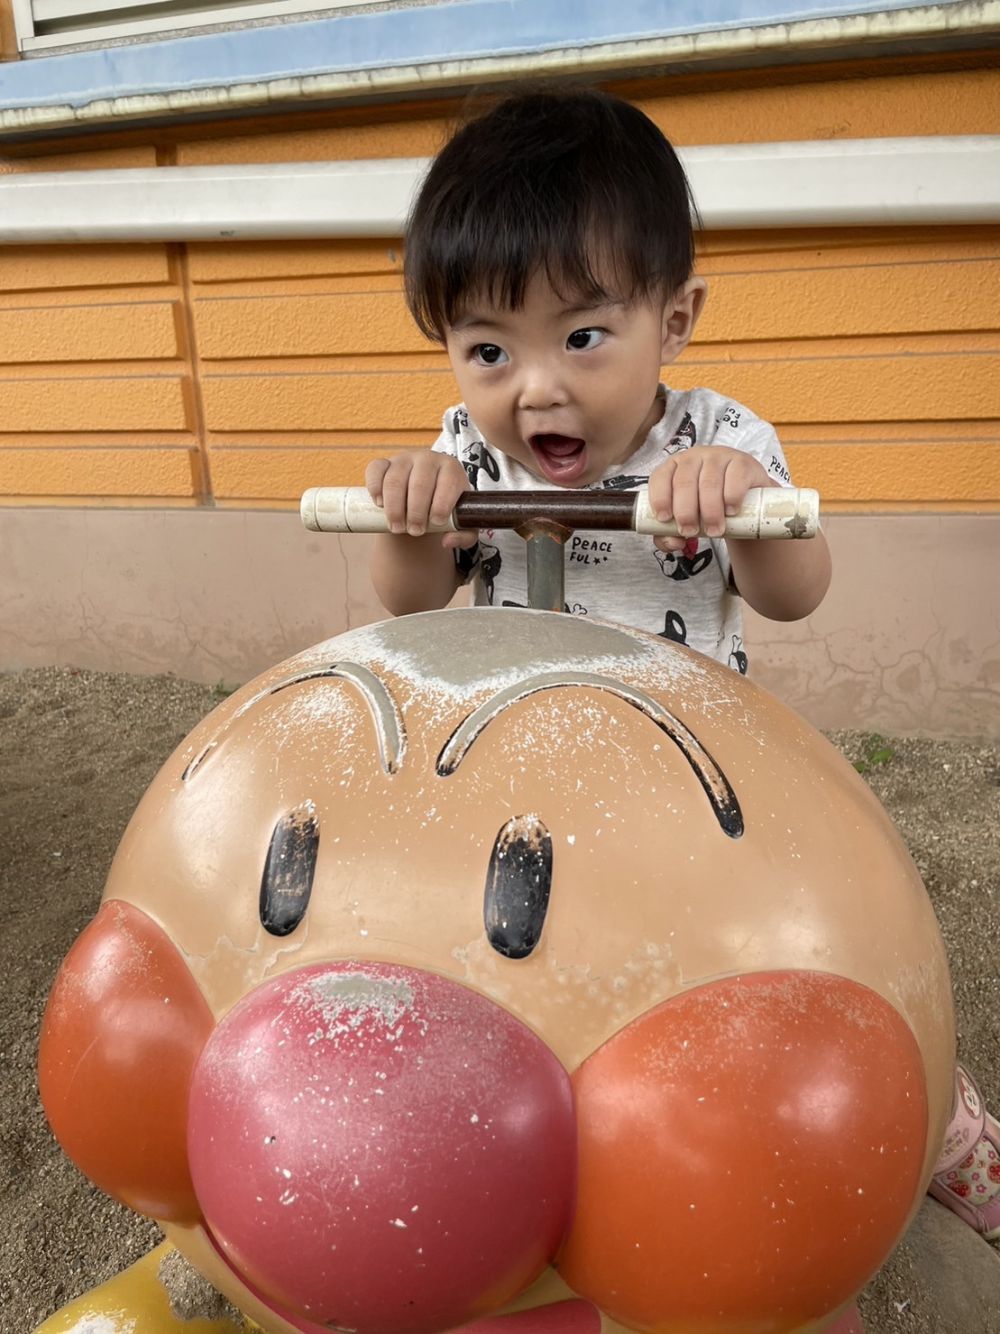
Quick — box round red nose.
[187,962,576,1334]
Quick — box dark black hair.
[404,89,700,341]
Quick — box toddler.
[366,87,999,1239]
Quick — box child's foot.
[928,1064,1000,1239]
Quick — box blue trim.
[0,0,953,111]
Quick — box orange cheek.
[558,971,927,1334]
[38,899,214,1222]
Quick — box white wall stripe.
[1,138,998,244]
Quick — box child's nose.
[517,361,569,410]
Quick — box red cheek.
[186,962,576,1334]
[558,970,927,1334]
[38,900,214,1222]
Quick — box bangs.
[409,210,659,339]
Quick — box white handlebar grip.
[300,488,458,534]
[633,486,820,540]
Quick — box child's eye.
[472,344,508,367]
[566,328,605,351]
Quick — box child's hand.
[366,452,477,549]
[648,447,778,553]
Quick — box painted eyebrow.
[436,671,743,838]
[182,661,406,780]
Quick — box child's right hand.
[366,451,478,549]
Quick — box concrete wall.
[2,506,997,737]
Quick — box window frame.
[11,0,363,53]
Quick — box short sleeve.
[712,402,794,488]
[430,405,480,584]
[704,398,794,599]
[431,406,466,459]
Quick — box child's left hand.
[648,446,779,553]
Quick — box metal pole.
[518,520,572,613]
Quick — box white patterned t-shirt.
[431,385,794,675]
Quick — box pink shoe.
[928,1064,1000,1240]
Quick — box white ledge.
[1,138,999,243]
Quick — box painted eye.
[472,343,508,366]
[484,815,552,959]
[566,328,604,351]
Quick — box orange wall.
[0,0,17,60]
[1,58,999,510]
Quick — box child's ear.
[660,277,708,363]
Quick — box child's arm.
[649,447,832,621]
[366,451,477,615]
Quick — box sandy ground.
[1,665,999,1334]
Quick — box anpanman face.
[40,609,954,1334]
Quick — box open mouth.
[529,434,588,486]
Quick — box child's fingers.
[722,457,771,517]
[364,457,391,504]
[442,530,479,551]
[697,457,729,538]
[379,457,417,533]
[722,462,747,518]
[669,456,705,538]
[429,460,469,527]
[649,458,677,522]
[653,535,687,554]
[397,453,445,535]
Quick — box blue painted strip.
[0,0,952,111]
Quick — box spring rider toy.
[36,485,954,1334]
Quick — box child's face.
[444,269,704,487]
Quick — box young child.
[365,88,1000,1237]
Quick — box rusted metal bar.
[455,491,635,532]
[516,519,572,612]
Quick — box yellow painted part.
[697,259,1000,342]
[32,1241,254,1333]
[2,375,187,430]
[195,289,422,358]
[176,108,454,166]
[0,244,172,293]
[0,0,17,62]
[0,63,998,506]
[784,443,1000,503]
[209,444,402,498]
[186,238,404,284]
[672,353,1000,421]
[697,225,1000,266]
[632,67,1000,145]
[171,66,1000,164]
[0,299,180,362]
[0,447,196,496]
[1,145,158,172]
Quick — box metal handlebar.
[300,485,820,541]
